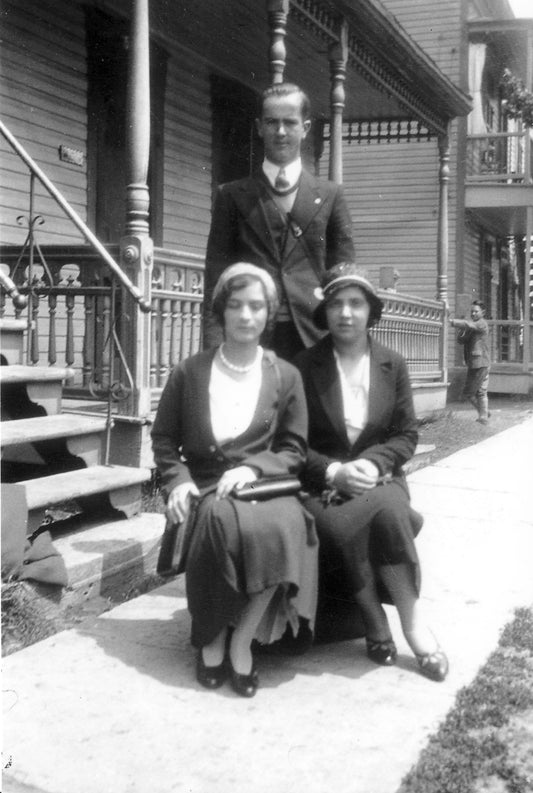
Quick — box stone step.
[1,413,108,447]
[1,364,75,416]
[52,511,165,605]
[4,464,152,535]
[22,464,150,511]
[0,364,74,385]
[0,319,28,365]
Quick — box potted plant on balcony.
[500,68,533,128]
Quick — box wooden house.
[0,0,473,575]
[351,0,533,396]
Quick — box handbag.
[232,476,302,502]
[156,494,201,576]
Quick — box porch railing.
[0,245,204,399]
[1,245,447,393]
[466,131,532,183]
[487,319,533,366]
[374,291,446,380]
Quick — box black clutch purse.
[232,476,302,501]
[156,495,201,576]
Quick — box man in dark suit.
[203,82,355,360]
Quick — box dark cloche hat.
[312,262,384,329]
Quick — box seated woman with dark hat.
[294,262,448,681]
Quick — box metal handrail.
[0,119,151,313]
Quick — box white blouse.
[334,349,370,445]
[209,349,263,444]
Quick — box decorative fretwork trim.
[323,120,433,144]
[289,0,449,135]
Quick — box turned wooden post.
[328,20,348,184]
[267,0,289,85]
[118,0,153,431]
[437,129,450,303]
[437,127,451,383]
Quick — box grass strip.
[398,605,533,793]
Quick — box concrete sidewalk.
[3,418,533,793]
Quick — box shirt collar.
[262,158,302,189]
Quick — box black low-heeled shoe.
[366,637,398,666]
[196,651,227,690]
[415,648,449,682]
[229,661,259,698]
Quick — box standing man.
[450,300,491,424]
[203,82,355,360]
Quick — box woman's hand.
[166,481,200,524]
[216,466,257,500]
[333,458,381,496]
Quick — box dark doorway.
[86,8,167,244]
[210,75,261,192]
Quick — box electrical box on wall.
[58,145,85,167]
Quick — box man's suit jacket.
[203,170,355,348]
[294,335,418,493]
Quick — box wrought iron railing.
[466,131,532,183]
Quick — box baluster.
[48,293,57,365]
[101,292,111,387]
[82,295,95,386]
[169,297,179,370]
[65,292,75,367]
[328,20,348,184]
[150,295,159,389]
[29,284,40,364]
[267,0,289,85]
[180,300,191,361]
[158,297,170,386]
[190,301,201,357]
[0,288,5,318]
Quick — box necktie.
[274,167,290,191]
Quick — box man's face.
[471,304,484,321]
[256,93,311,166]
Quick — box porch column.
[524,206,532,373]
[437,127,450,384]
[118,0,153,428]
[328,20,348,183]
[267,0,289,85]
[437,128,450,303]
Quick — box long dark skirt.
[186,492,318,648]
[302,479,423,643]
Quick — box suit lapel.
[310,338,350,448]
[283,171,327,264]
[352,341,392,454]
[232,176,281,263]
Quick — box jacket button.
[209,445,216,453]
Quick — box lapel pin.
[314,197,321,205]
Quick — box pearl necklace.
[219,344,260,374]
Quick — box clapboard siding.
[162,52,212,254]
[382,0,465,86]
[325,136,454,300]
[0,0,88,245]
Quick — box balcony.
[465,131,533,235]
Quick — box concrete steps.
[1,323,158,599]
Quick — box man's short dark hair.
[259,83,311,121]
[472,300,485,311]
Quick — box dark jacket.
[455,318,490,369]
[203,170,355,348]
[151,349,308,496]
[294,335,418,493]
